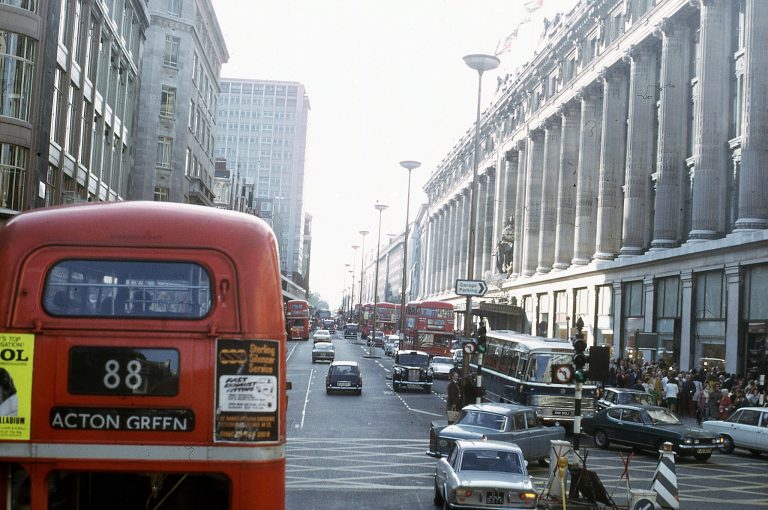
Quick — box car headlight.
[684,437,693,445]
[426,368,433,376]
[393,367,402,374]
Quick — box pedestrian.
[664,377,679,414]
[719,389,732,420]
[446,371,462,424]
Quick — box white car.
[313,329,331,343]
[429,356,455,379]
[702,406,768,456]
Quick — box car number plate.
[338,381,350,386]
[552,410,572,416]
[695,448,711,454]
[486,492,504,504]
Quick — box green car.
[582,404,723,461]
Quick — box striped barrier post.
[651,442,679,509]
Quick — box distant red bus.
[403,300,456,356]
[374,303,399,335]
[0,202,287,509]
[285,299,310,340]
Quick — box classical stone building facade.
[418,0,767,377]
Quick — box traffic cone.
[651,442,679,509]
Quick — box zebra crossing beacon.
[0,202,288,510]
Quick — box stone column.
[522,129,545,276]
[621,44,660,256]
[724,264,740,374]
[501,150,519,246]
[441,201,455,293]
[433,209,444,295]
[572,85,603,265]
[612,281,623,356]
[511,140,527,277]
[690,0,732,240]
[679,270,693,371]
[492,157,508,260]
[553,103,581,270]
[594,65,629,260]
[537,119,562,273]
[447,196,460,290]
[425,214,436,295]
[458,189,470,281]
[652,19,692,248]
[736,0,768,230]
[482,168,496,276]
[474,174,488,279]
[438,205,448,293]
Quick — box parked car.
[325,361,362,395]
[427,403,565,466]
[433,439,537,510]
[311,342,335,363]
[312,329,331,343]
[581,404,723,461]
[429,356,455,379]
[392,350,433,392]
[343,323,359,339]
[597,387,655,411]
[702,406,768,456]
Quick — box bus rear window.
[43,260,212,318]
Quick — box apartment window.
[0,31,36,121]
[167,0,181,16]
[164,35,180,68]
[0,143,27,210]
[156,136,172,169]
[64,84,78,155]
[188,99,194,129]
[154,186,169,202]
[184,147,192,176]
[0,0,38,12]
[160,85,176,118]
[695,271,725,319]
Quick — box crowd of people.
[606,358,767,424]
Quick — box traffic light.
[572,317,587,383]
[477,321,487,353]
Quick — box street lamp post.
[358,230,369,324]
[462,53,500,380]
[398,160,421,346]
[367,202,388,358]
[350,244,359,321]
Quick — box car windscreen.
[313,343,333,351]
[525,353,574,383]
[397,354,429,366]
[432,357,452,364]
[646,408,681,425]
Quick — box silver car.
[433,439,537,509]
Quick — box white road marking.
[299,367,314,430]
[286,340,300,362]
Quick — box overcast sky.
[212,0,578,308]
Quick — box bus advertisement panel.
[0,202,287,509]
[285,299,310,340]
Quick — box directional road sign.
[455,279,488,297]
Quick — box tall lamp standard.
[358,230,369,324]
[461,53,500,379]
[348,270,354,317]
[398,160,421,347]
[367,202,388,358]
[350,244,359,320]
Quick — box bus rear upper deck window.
[43,260,212,318]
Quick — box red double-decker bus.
[375,303,400,335]
[285,299,310,340]
[0,202,287,509]
[403,300,456,356]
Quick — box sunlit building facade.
[417,0,767,377]
[131,0,228,205]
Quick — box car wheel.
[443,492,451,510]
[433,481,443,505]
[393,382,400,392]
[594,430,609,449]
[694,452,712,462]
[326,388,331,395]
[538,457,549,467]
[719,435,735,454]
[356,389,362,396]
[424,385,432,394]
[748,449,762,457]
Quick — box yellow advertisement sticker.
[0,333,34,440]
